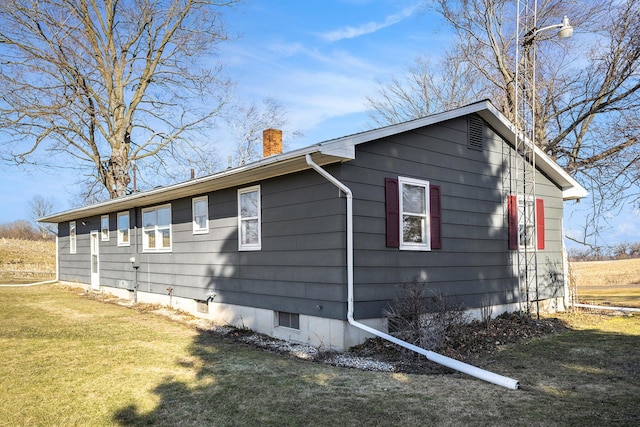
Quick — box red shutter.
[385,178,399,248]
[508,195,518,250]
[536,198,545,250]
[430,185,442,249]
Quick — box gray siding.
[57,112,566,322]
[337,115,565,318]
[60,172,349,320]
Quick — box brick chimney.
[263,128,283,157]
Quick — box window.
[386,177,441,250]
[196,300,209,314]
[101,215,109,241]
[508,196,545,250]
[192,196,209,234]
[399,177,430,251]
[69,221,76,254]
[117,211,130,247]
[142,204,172,252]
[277,311,300,330]
[238,186,261,251]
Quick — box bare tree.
[29,195,56,238]
[367,52,488,126]
[0,0,238,199]
[226,97,302,167]
[368,0,640,246]
[0,220,39,240]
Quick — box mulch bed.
[348,312,570,374]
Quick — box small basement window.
[277,311,300,330]
[196,300,209,314]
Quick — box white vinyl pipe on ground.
[305,154,520,390]
[571,303,640,313]
[0,279,58,287]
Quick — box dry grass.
[571,258,640,308]
[1,285,639,426]
[571,258,640,287]
[0,238,55,282]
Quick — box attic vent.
[467,115,484,151]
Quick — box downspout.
[305,154,520,390]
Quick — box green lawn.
[1,285,639,426]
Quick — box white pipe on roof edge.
[305,154,520,390]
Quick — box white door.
[90,231,100,290]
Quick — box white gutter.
[305,154,520,390]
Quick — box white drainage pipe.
[305,154,520,390]
[571,303,640,313]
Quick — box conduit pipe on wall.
[305,154,520,390]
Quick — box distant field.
[0,238,55,282]
[571,258,640,308]
[571,258,640,287]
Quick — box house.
[41,100,588,351]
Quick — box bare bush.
[385,279,469,354]
[479,298,493,331]
[0,221,41,240]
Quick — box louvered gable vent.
[467,115,484,151]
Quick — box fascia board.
[39,145,353,224]
[476,104,589,201]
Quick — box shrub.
[384,278,469,354]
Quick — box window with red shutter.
[507,195,518,250]
[507,195,545,250]
[430,186,442,249]
[385,178,399,248]
[536,198,545,250]
[386,177,440,250]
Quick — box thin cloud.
[319,4,419,42]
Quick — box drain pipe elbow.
[305,154,519,390]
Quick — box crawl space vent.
[467,115,484,151]
[196,300,209,314]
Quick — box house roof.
[40,100,588,223]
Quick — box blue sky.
[0,0,637,248]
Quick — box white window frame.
[69,221,77,254]
[117,211,130,247]
[192,196,209,235]
[398,176,431,251]
[101,215,110,241]
[238,185,261,251]
[517,195,536,250]
[142,204,172,252]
